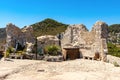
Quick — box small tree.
[113,61,120,67]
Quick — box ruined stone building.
[5,23,59,54]
[3,21,108,61]
[61,21,108,61]
[6,23,35,52]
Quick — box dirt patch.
[0,59,120,80]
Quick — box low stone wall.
[44,55,63,62]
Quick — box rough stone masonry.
[6,23,35,52]
[61,21,108,61]
[5,21,108,62]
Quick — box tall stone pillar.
[93,21,108,61]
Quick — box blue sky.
[0,0,120,30]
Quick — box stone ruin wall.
[4,22,108,61]
[61,21,108,61]
[6,23,35,52]
[37,35,60,54]
[5,23,60,54]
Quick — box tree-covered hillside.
[108,24,120,44]
[31,18,68,37]
[109,24,120,33]
[108,24,120,57]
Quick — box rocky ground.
[0,56,120,80]
[107,55,120,65]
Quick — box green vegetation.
[109,24,120,33]
[5,47,14,58]
[44,45,60,56]
[113,61,120,67]
[108,24,120,44]
[31,18,68,37]
[107,24,120,57]
[107,43,120,57]
[16,51,25,55]
[5,44,26,58]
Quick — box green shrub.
[5,50,10,58]
[16,51,24,55]
[44,45,60,56]
[113,61,120,67]
[107,43,120,57]
[5,47,14,58]
[7,47,14,53]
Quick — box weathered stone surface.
[22,26,35,52]
[26,42,34,53]
[22,26,35,43]
[61,21,108,61]
[6,23,35,52]
[0,28,6,51]
[37,35,59,54]
[61,24,88,47]
[6,23,23,48]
